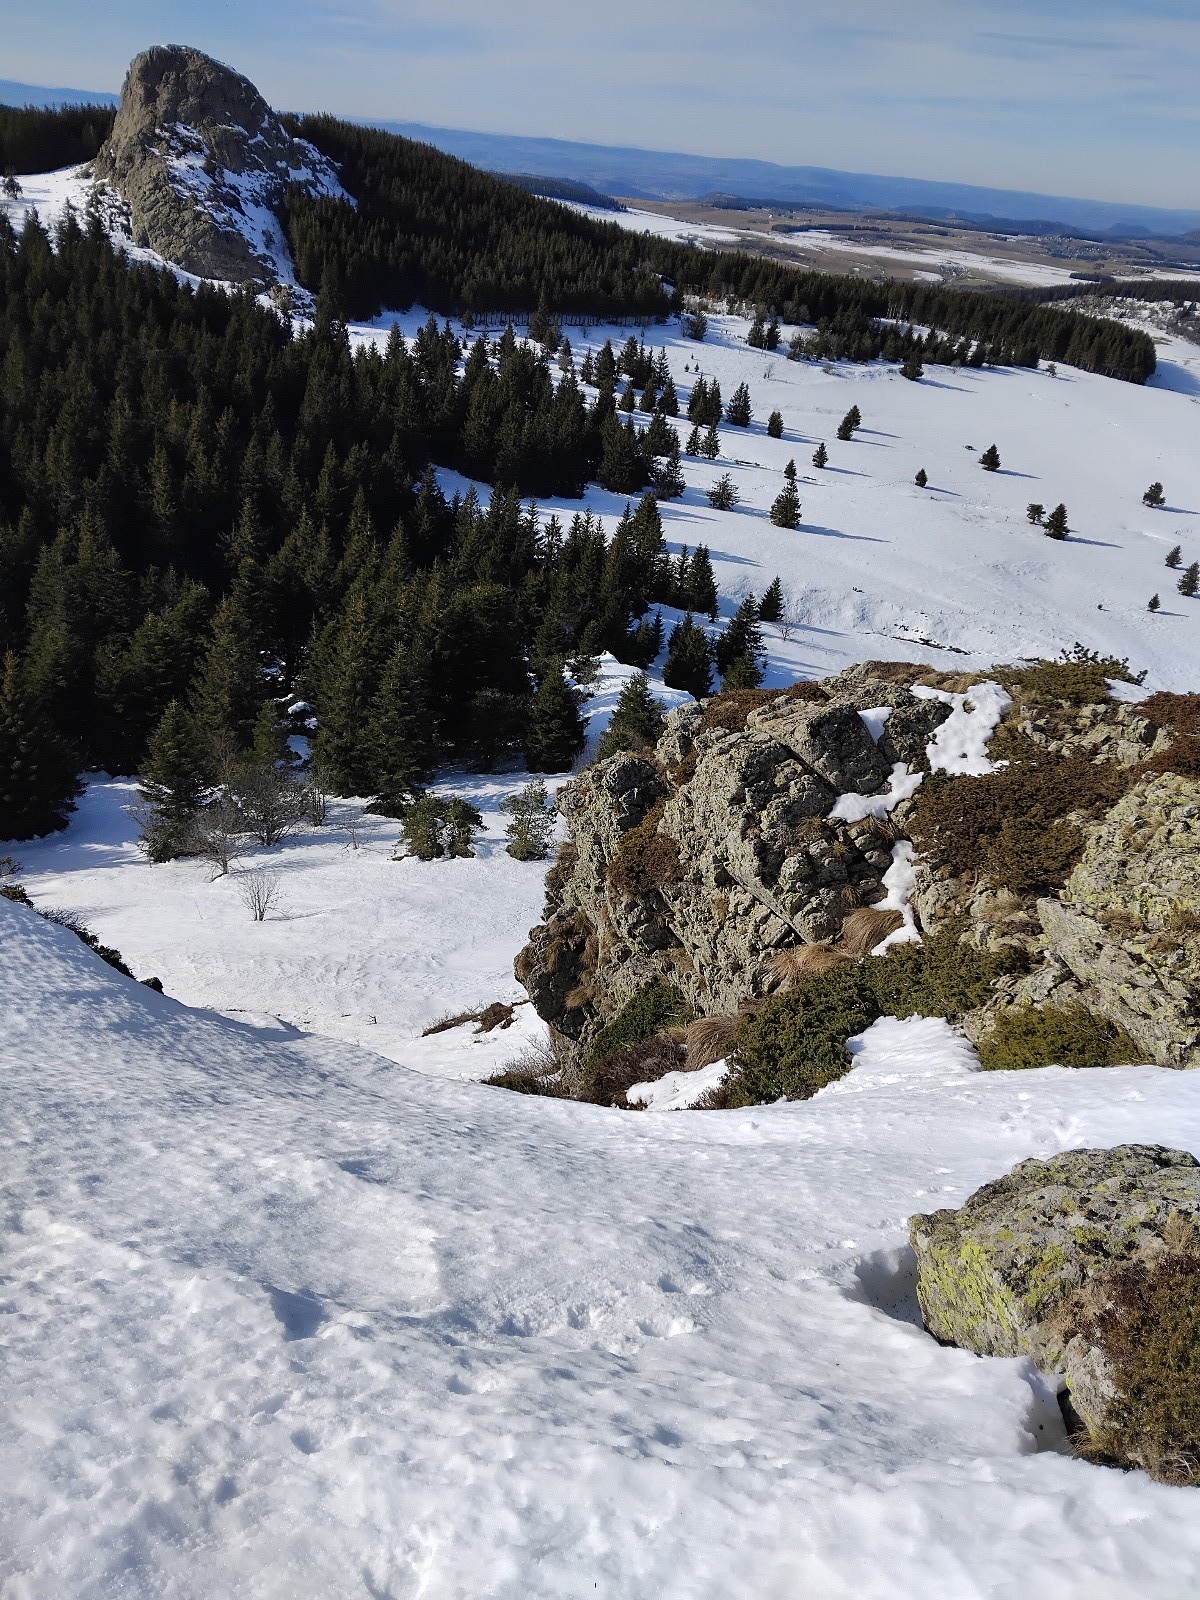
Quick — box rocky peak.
[95,44,348,286]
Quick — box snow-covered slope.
[5,895,1200,1597]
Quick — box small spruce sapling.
[663,614,713,700]
[1027,502,1045,525]
[594,672,666,761]
[1166,545,1183,569]
[836,408,858,442]
[501,781,557,860]
[784,458,798,483]
[707,473,739,510]
[1148,593,1161,612]
[1045,503,1069,540]
[1179,562,1200,598]
[1143,482,1166,508]
[701,421,721,460]
[980,443,1001,472]
[812,442,827,469]
[901,351,924,381]
[766,410,784,439]
[684,424,702,456]
[914,468,928,488]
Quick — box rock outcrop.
[94,44,347,285]
[516,670,952,1054]
[910,1145,1200,1478]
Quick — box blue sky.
[5,0,1198,207]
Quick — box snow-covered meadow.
[6,169,1200,1594]
[5,900,1200,1598]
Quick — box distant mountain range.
[3,75,1197,240]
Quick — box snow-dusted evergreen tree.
[766,410,783,438]
[980,443,1001,472]
[707,474,739,510]
[1044,503,1069,539]
[770,480,801,529]
[501,780,557,860]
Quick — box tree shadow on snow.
[800,523,888,543]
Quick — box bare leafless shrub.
[190,793,245,878]
[238,869,282,922]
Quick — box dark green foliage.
[0,650,80,840]
[136,700,207,862]
[706,473,739,510]
[1149,593,1162,613]
[687,378,722,427]
[1178,562,1199,599]
[1078,1246,1200,1485]
[0,103,115,175]
[1143,482,1166,508]
[914,468,928,488]
[1002,646,1140,705]
[652,434,686,499]
[980,443,1001,471]
[525,667,587,773]
[1166,545,1182,569]
[398,794,483,859]
[785,458,799,482]
[770,480,801,529]
[1045,503,1070,539]
[586,982,693,1074]
[758,577,784,624]
[683,309,707,341]
[727,926,1026,1104]
[595,672,666,761]
[901,351,924,381]
[746,311,767,349]
[1027,503,1045,524]
[701,421,721,460]
[977,1002,1141,1071]
[663,613,713,700]
[715,596,765,687]
[766,409,784,438]
[727,382,752,427]
[501,780,557,860]
[811,443,827,470]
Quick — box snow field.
[4,901,1200,1597]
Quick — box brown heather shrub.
[1143,734,1200,779]
[1074,1248,1200,1485]
[582,1035,689,1108]
[608,798,682,898]
[909,753,1131,893]
[697,680,827,736]
[1139,692,1200,739]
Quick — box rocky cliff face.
[94,45,348,286]
[515,664,1200,1077]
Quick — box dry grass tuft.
[837,905,905,956]
[683,1014,739,1070]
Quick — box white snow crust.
[5,901,1200,1596]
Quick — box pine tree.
[501,780,557,860]
[653,434,686,500]
[136,699,207,861]
[643,409,675,457]
[663,614,713,700]
[715,596,764,684]
[369,641,438,810]
[702,421,720,460]
[1027,503,1045,525]
[720,652,763,691]
[595,672,666,760]
[657,375,679,416]
[770,480,801,529]
[1143,482,1166,508]
[1166,545,1182,569]
[191,592,264,759]
[901,352,924,381]
[767,410,783,438]
[764,315,780,351]
[914,468,928,488]
[747,311,767,349]
[1045,503,1069,540]
[785,457,799,482]
[836,409,858,442]
[1148,593,1161,612]
[619,381,636,413]
[1179,562,1199,598]
[524,666,586,772]
[0,651,79,840]
[309,586,379,795]
[685,547,719,620]
[727,382,752,427]
[707,474,739,510]
[685,423,702,456]
[249,699,292,768]
[980,443,1001,472]
[580,347,595,386]
[759,577,784,623]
